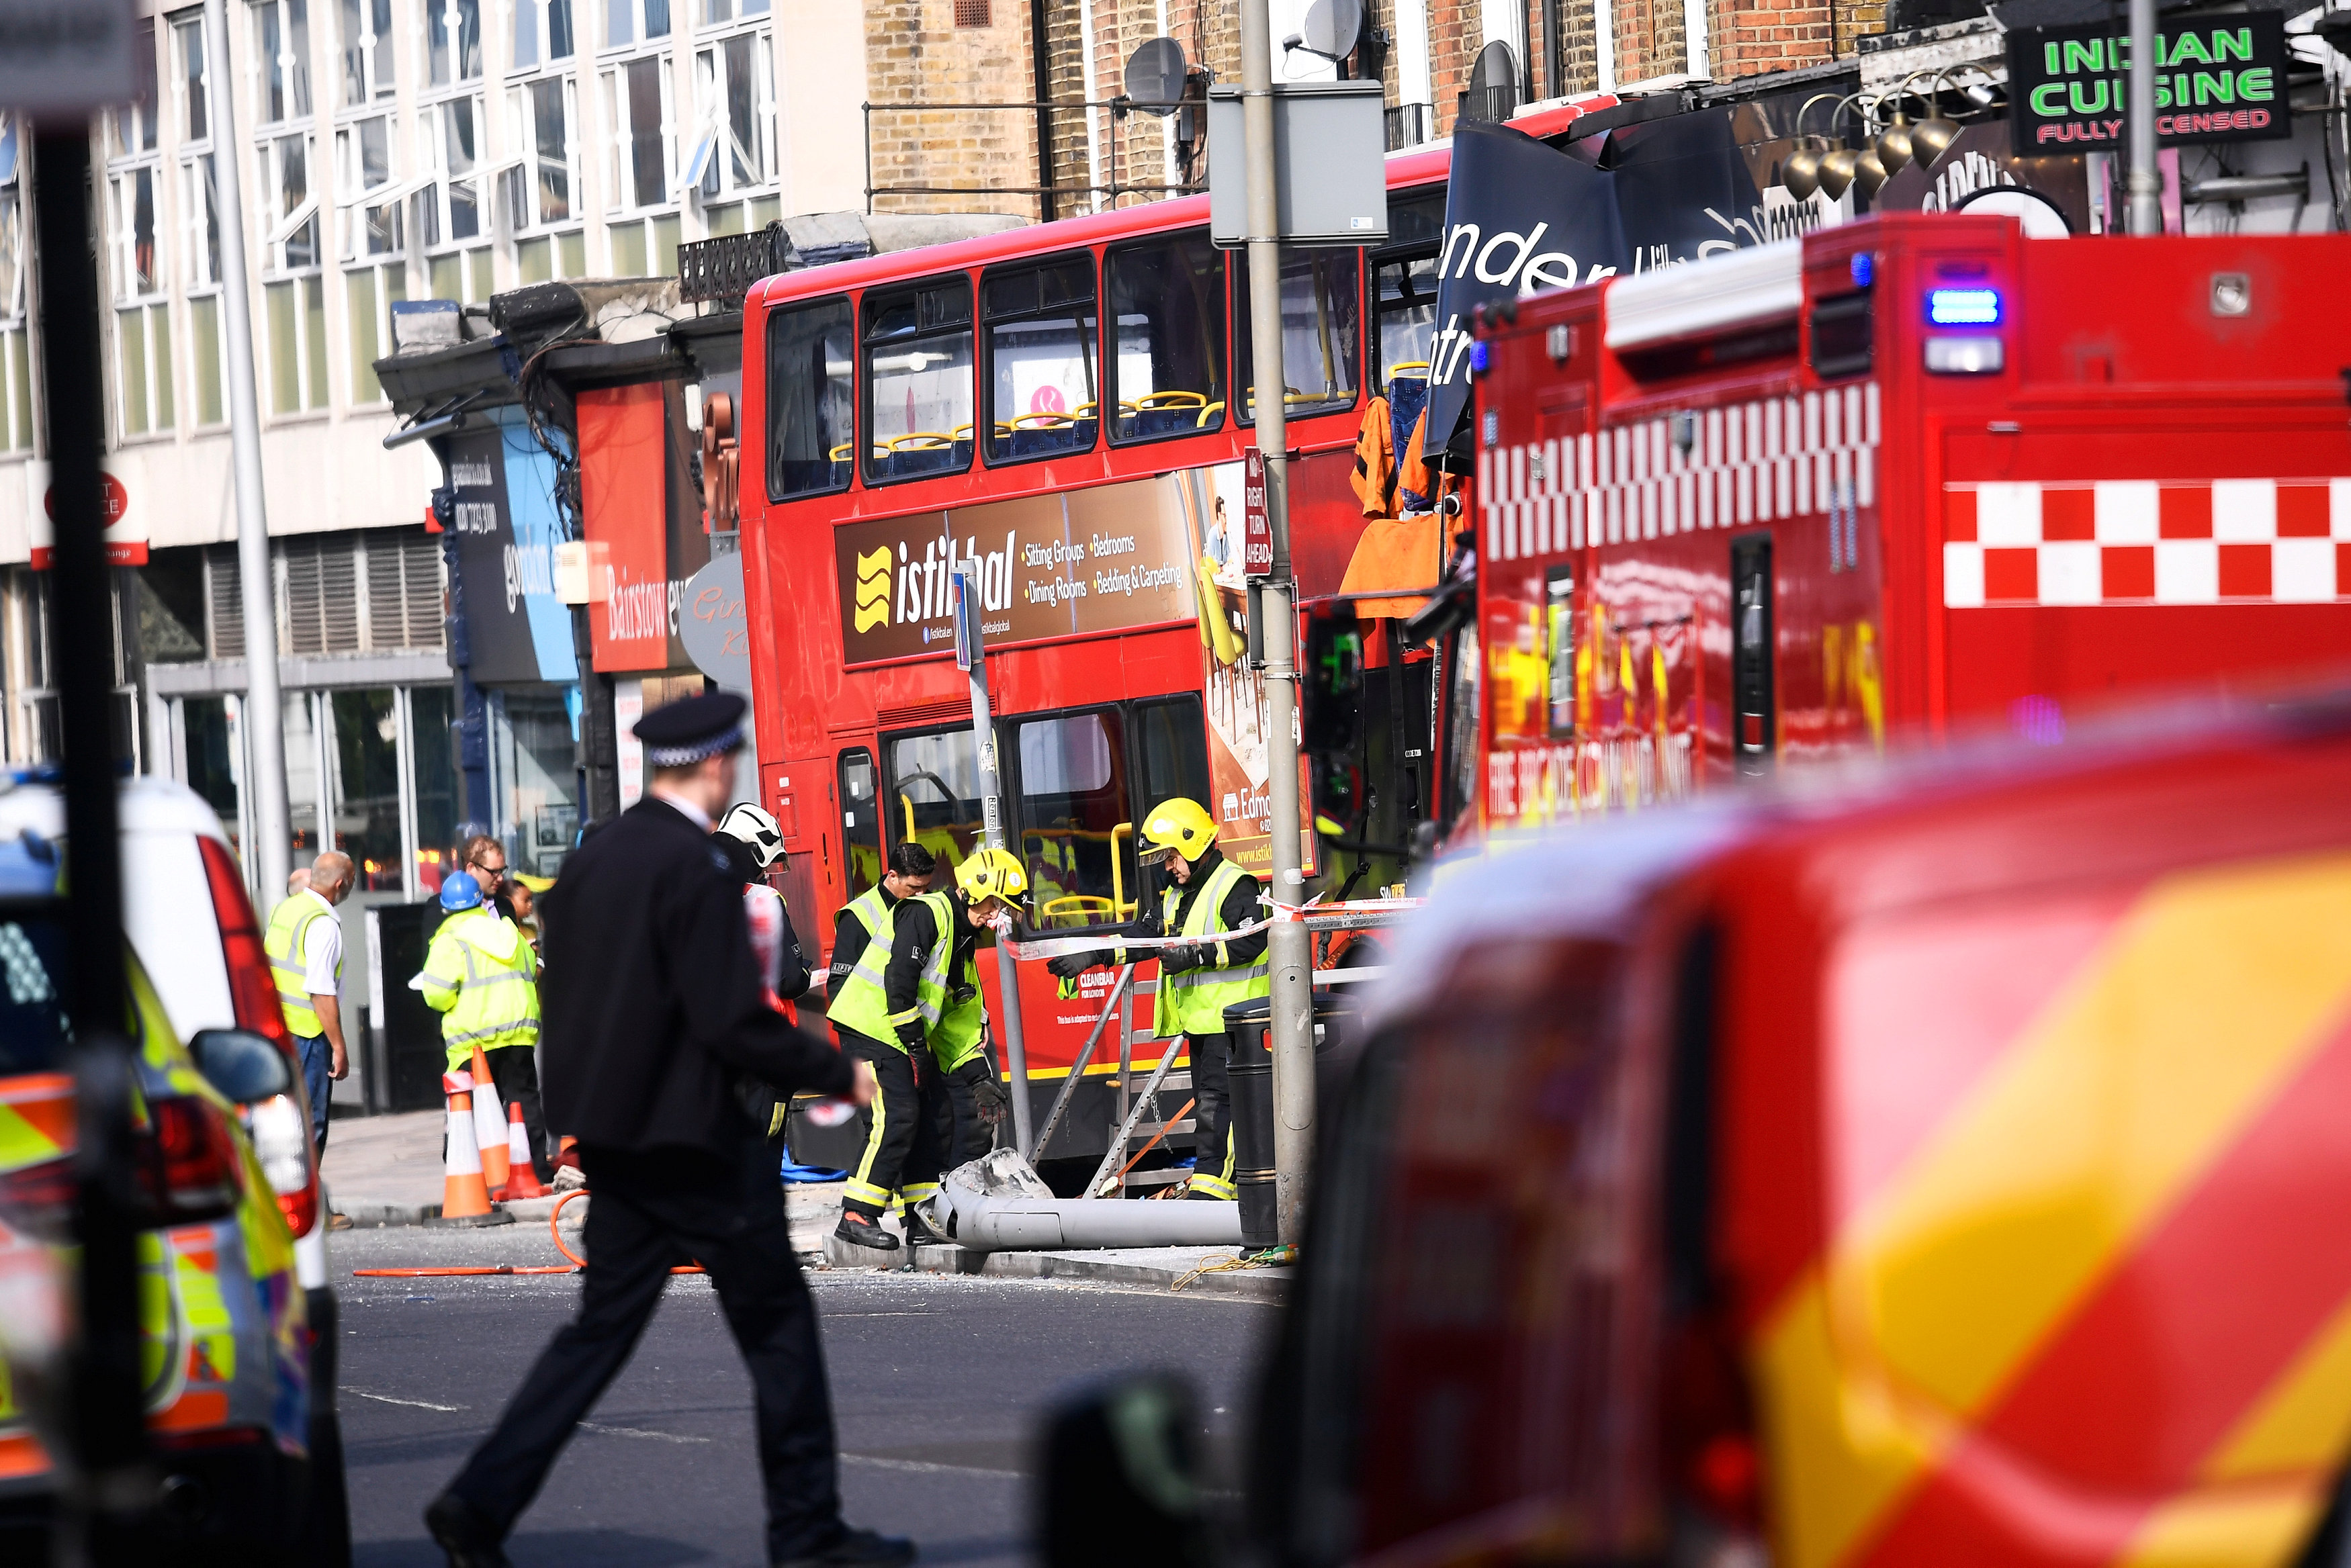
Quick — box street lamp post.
[1237,0,1317,1247]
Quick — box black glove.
[1158,942,1204,974]
[971,1078,1010,1125]
[1047,950,1107,979]
[895,1019,926,1051]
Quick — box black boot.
[834,1212,899,1251]
[424,1491,511,1568]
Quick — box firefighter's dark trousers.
[1186,1030,1237,1201]
[902,1065,987,1207]
[838,1028,917,1221]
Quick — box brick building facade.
[861,0,1892,219]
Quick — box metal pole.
[1239,0,1316,1248]
[954,561,1032,1153]
[36,119,153,1564]
[206,0,292,900]
[2125,0,2162,235]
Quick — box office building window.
[601,52,672,215]
[427,0,482,85]
[511,0,575,71]
[420,93,492,301]
[253,0,325,415]
[0,113,30,453]
[686,27,773,205]
[606,0,672,46]
[505,75,582,281]
[697,0,769,19]
[108,23,173,438]
[339,0,394,105]
[255,0,313,124]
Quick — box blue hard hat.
[439,871,484,912]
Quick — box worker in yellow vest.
[900,849,1026,1231]
[418,870,550,1183]
[1047,798,1266,1201]
[264,849,355,1152]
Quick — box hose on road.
[353,1188,708,1278]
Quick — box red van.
[1242,694,2351,1568]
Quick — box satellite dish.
[1295,0,1365,59]
[1124,38,1189,116]
[1953,185,2074,238]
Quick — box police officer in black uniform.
[425,694,915,1568]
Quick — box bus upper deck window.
[1375,253,1438,445]
[1237,248,1361,424]
[864,276,975,484]
[766,295,854,500]
[1106,231,1228,445]
[983,255,1100,465]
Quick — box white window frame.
[105,32,173,442]
[0,112,34,455]
[334,111,412,261]
[692,0,771,23]
[337,0,396,106]
[504,73,580,237]
[508,0,578,75]
[601,0,675,50]
[599,48,675,216]
[174,9,231,428]
[418,91,490,257]
[686,21,774,204]
[251,0,315,128]
[425,0,484,87]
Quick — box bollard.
[1223,995,1352,1251]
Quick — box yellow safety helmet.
[1139,797,1218,865]
[954,845,1030,905]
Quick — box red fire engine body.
[1464,212,2351,832]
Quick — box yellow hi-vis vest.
[264,894,335,1040]
[1149,859,1268,1038]
[418,907,541,1068]
[930,925,987,1074]
[828,890,951,1050]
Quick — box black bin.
[1222,994,1354,1250]
[375,901,453,1113]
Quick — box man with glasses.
[460,833,521,925]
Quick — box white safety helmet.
[716,801,786,870]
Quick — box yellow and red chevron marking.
[0,1073,74,1171]
[1758,849,2351,1568]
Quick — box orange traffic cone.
[423,1071,506,1227]
[501,1100,547,1199]
[470,1046,511,1197]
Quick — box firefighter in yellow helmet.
[832,844,1028,1250]
[1047,798,1266,1201]
[898,847,1028,1236]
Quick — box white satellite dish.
[1953,185,2073,238]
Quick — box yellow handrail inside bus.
[1196,401,1225,428]
[1388,360,1431,377]
[900,793,917,842]
[1134,390,1206,410]
[1112,821,1136,921]
[1042,894,1116,925]
[950,422,974,441]
[1011,410,1075,430]
[890,432,957,451]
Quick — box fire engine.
[1455,212,2351,835]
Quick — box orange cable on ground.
[1114,1098,1196,1184]
[356,1187,706,1278]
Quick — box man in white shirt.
[265,850,354,1152]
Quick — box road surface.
[336,1224,1274,1567]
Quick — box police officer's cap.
[633,692,748,769]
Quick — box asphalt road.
[334,1225,1276,1568]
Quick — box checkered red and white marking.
[1943,480,2351,608]
[1479,383,1881,562]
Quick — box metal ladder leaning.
[1025,965,1198,1199]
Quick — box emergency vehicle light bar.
[1603,239,1804,353]
[1928,287,2002,326]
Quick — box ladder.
[1102,972,1193,1197]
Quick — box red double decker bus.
[735,95,1615,1162]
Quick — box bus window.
[1237,248,1362,424]
[1440,619,1482,833]
[864,275,975,484]
[1133,694,1211,815]
[1015,709,1134,930]
[1106,231,1228,444]
[983,255,1099,464]
[840,747,882,902]
[1374,256,1437,400]
[886,727,985,874]
[766,295,854,499]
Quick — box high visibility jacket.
[419,907,541,1068]
[932,930,987,1074]
[1351,395,1397,519]
[1151,859,1269,1037]
[828,889,950,1050]
[264,894,335,1040]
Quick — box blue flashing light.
[1928,287,2002,326]
[1469,340,1492,375]
[1849,252,1874,288]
